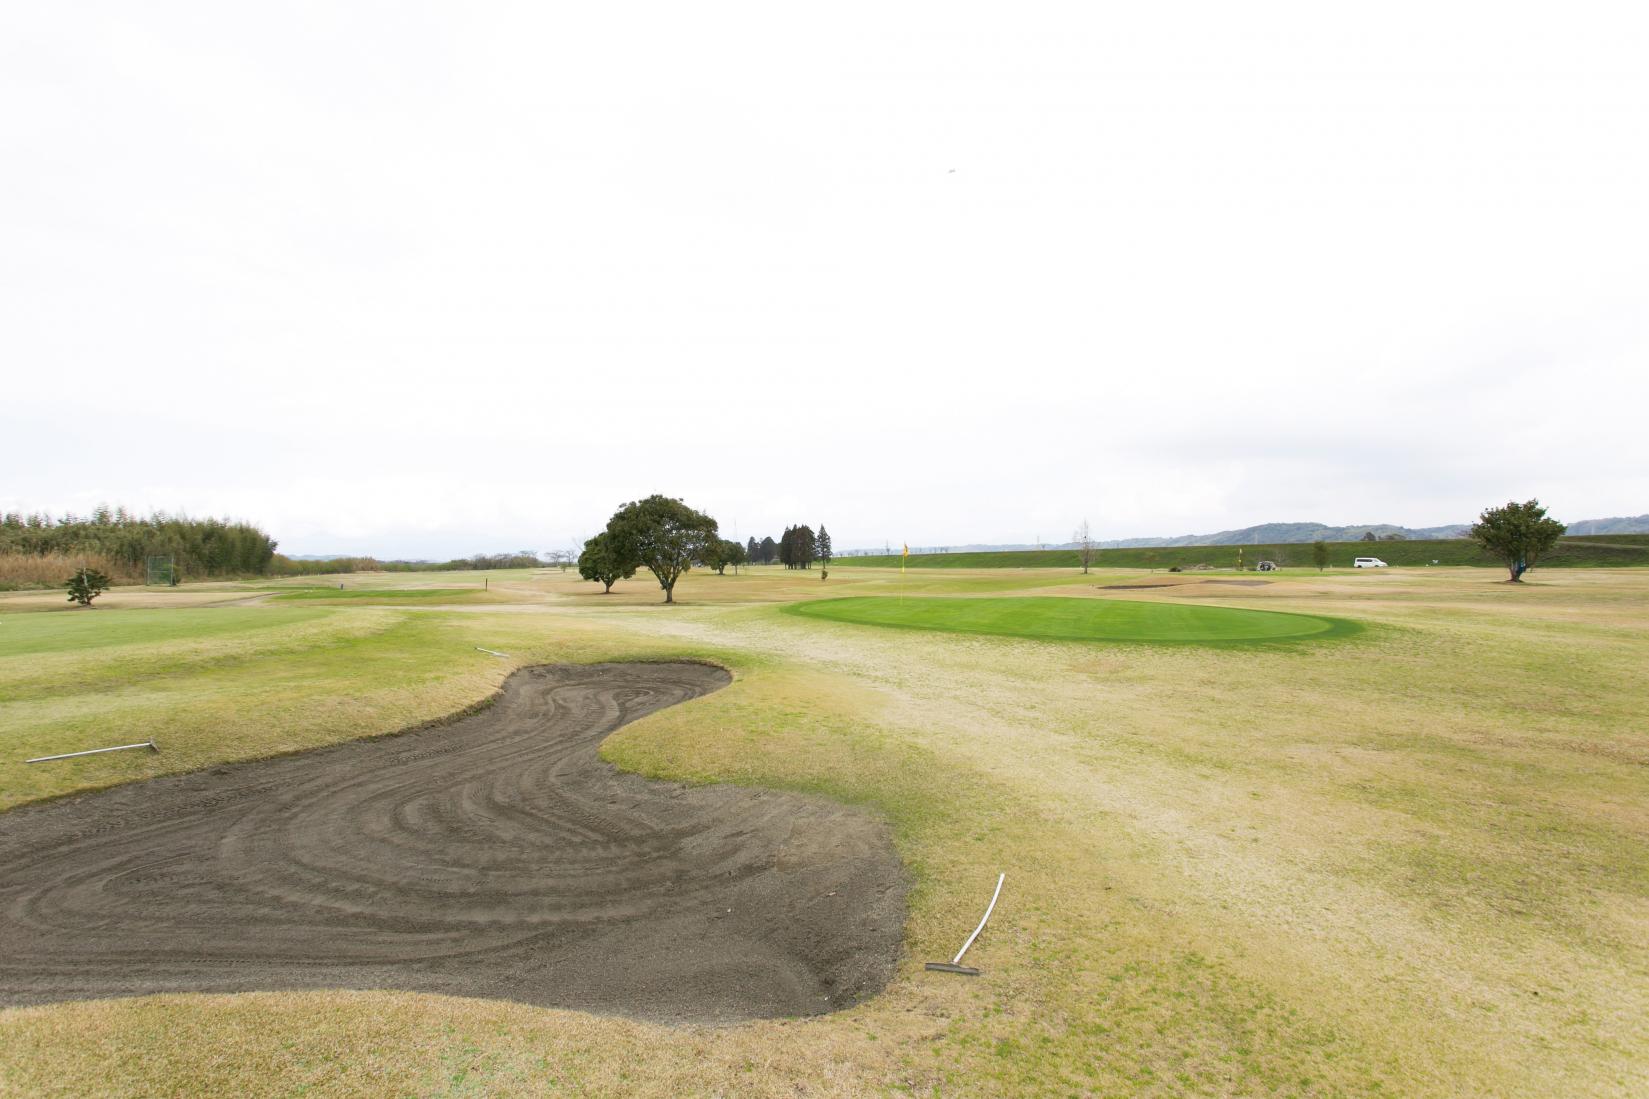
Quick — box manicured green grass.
[837,533,1649,570]
[786,595,1356,645]
[0,606,330,657]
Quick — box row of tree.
[577,495,720,602]
[773,524,833,570]
[269,550,550,576]
[0,507,277,579]
[577,497,836,599]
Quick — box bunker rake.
[26,740,159,764]
[926,872,1005,976]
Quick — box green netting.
[145,555,176,586]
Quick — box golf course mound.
[0,663,905,1023]
[788,595,1355,645]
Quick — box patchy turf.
[785,594,1358,645]
[1,565,1646,1097]
[267,586,504,604]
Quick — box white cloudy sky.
[4,3,1646,557]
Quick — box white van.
[1353,557,1388,568]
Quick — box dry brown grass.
[2,565,1646,1096]
[0,551,136,590]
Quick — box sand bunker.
[0,663,905,1023]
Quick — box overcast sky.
[4,4,1646,557]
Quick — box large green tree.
[817,524,832,579]
[577,531,637,593]
[605,495,719,603]
[1470,499,1565,582]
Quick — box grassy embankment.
[837,532,1649,570]
[2,564,1646,1096]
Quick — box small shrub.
[65,567,112,606]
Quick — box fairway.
[2,565,1646,1097]
[266,586,503,605]
[787,594,1353,644]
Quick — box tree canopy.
[605,495,719,603]
[778,525,817,569]
[577,531,637,593]
[702,538,747,575]
[1470,499,1565,581]
[2,507,275,580]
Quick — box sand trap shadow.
[0,663,906,1024]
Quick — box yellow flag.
[902,543,909,575]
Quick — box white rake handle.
[953,873,1005,965]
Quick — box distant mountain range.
[846,514,1649,556]
[1562,514,1649,536]
[295,516,1649,562]
[1090,521,1471,548]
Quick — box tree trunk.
[602,581,613,593]
[663,584,674,603]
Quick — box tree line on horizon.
[0,505,560,589]
[0,507,276,582]
[726,525,833,569]
[269,550,548,577]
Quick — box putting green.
[786,595,1356,645]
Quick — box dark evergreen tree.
[65,567,111,606]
